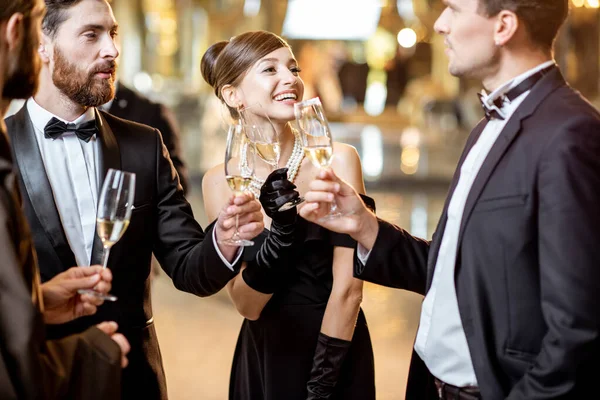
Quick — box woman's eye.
[263,67,276,73]
[290,67,302,75]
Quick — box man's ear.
[4,13,24,51]
[221,84,242,109]
[38,34,52,63]
[494,10,519,47]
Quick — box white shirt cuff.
[356,243,372,265]
[212,227,243,271]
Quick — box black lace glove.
[306,332,352,399]
[242,168,300,294]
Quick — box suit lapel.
[425,118,487,289]
[8,106,76,267]
[90,109,121,265]
[456,67,567,250]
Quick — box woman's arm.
[202,166,272,321]
[321,143,366,339]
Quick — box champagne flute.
[294,97,345,220]
[219,123,256,246]
[78,168,135,302]
[239,103,304,211]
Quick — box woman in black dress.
[201,30,376,399]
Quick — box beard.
[2,26,40,100]
[52,46,117,107]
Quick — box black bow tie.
[44,117,98,143]
[478,64,555,121]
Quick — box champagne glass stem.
[232,214,241,240]
[330,198,339,214]
[101,245,111,269]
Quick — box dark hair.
[200,30,290,116]
[478,0,568,50]
[41,0,84,37]
[0,0,36,23]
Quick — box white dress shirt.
[28,98,100,267]
[414,61,555,386]
[27,98,241,270]
[358,61,555,387]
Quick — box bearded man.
[4,0,265,399]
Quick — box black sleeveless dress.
[229,218,376,400]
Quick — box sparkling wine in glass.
[78,168,135,302]
[220,123,256,246]
[239,103,304,211]
[294,97,345,220]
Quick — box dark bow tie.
[478,64,555,121]
[44,117,98,143]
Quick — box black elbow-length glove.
[242,168,300,294]
[306,332,352,399]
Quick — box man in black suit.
[301,0,600,399]
[103,82,189,194]
[5,0,264,399]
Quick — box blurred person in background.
[102,81,189,195]
[201,30,376,400]
[300,0,600,399]
[0,0,129,398]
[4,0,264,399]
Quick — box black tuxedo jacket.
[5,106,240,400]
[107,83,189,194]
[356,68,600,399]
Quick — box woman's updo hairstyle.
[201,30,290,117]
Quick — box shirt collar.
[27,97,96,134]
[479,60,556,109]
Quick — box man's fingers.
[99,268,113,283]
[303,191,335,204]
[65,265,103,277]
[79,302,98,317]
[299,202,327,221]
[237,211,265,229]
[237,221,265,235]
[92,279,112,295]
[96,321,119,335]
[61,273,101,293]
[308,178,340,194]
[231,192,254,205]
[81,293,105,307]
[110,333,131,368]
[317,167,340,182]
[225,199,261,217]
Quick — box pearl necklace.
[248,128,304,198]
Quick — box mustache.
[90,60,117,75]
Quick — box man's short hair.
[0,0,36,23]
[42,0,83,37]
[478,0,569,50]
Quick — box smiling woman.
[200,31,376,400]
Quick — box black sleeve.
[151,131,241,296]
[354,218,430,295]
